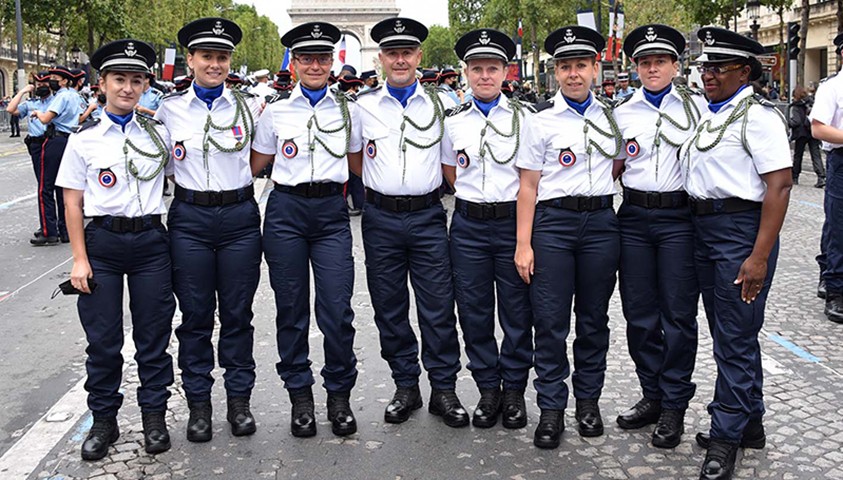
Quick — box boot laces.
[228,397,251,415]
[90,418,116,436]
[656,409,683,429]
[328,393,351,415]
[436,390,461,409]
[142,412,166,432]
[503,389,524,407]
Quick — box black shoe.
[227,397,256,437]
[30,233,60,246]
[186,401,213,443]
[289,387,317,438]
[472,388,502,429]
[575,399,604,437]
[699,439,739,480]
[60,234,70,243]
[141,411,171,454]
[429,389,469,428]
[652,408,685,449]
[501,389,528,429]
[384,385,422,424]
[533,409,564,449]
[826,293,843,324]
[348,208,362,217]
[696,419,766,449]
[818,276,827,299]
[81,417,119,461]
[792,177,799,185]
[816,179,826,188]
[327,391,357,436]
[616,397,661,430]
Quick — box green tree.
[622,0,693,34]
[675,0,739,28]
[448,0,484,38]
[421,25,459,69]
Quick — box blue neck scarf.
[105,111,133,132]
[386,81,417,108]
[708,84,750,113]
[193,82,224,110]
[301,85,328,107]
[643,84,672,109]
[474,95,501,117]
[563,93,592,116]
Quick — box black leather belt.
[174,184,254,207]
[623,188,689,209]
[274,182,343,198]
[53,131,70,138]
[91,215,162,233]
[539,195,613,212]
[366,189,440,213]
[455,198,516,220]
[832,147,843,155]
[689,197,762,216]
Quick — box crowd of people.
[6,14,843,480]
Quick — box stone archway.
[288,0,400,74]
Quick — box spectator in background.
[791,85,826,187]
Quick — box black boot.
[186,401,213,443]
[472,387,501,429]
[696,418,765,449]
[651,408,685,449]
[699,439,739,480]
[384,385,422,424]
[289,387,316,437]
[429,389,469,428]
[818,275,827,299]
[826,293,843,323]
[227,397,256,437]
[30,232,60,246]
[141,411,171,454]
[616,397,661,430]
[501,389,528,429]
[81,417,119,461]
[575,399,604,437]
[533,409,564,449]
[327,391,357,436]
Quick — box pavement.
[0,130,840,480]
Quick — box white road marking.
[0,193,36,211]
[0,257,73,304]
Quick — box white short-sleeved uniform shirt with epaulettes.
[680,86,791,202]
[252,85,361,186]
[56,114,171,217]
[516,90,621,200]
[441,98,529,203]
[355,83,447,196]
[154,86,262,191]
[614,85,707,192]
[809,72,843,151]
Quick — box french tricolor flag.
[338,35,347,64]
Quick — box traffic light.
[787,22,801,60]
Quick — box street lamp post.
[747,0,761,40]
[14,0,25,93]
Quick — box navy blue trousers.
[169,198,261,402]
[29,136,67,238]
[78,222,175,418]
[618,202,698,409]
[531,206,619,410]
[693,209,779,442]
[824,149,843,293]
[263,190,357,393]
[449,212,533,391]
[818,151,830,275]
[362,201,461,390]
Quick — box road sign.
[758,55,778,67]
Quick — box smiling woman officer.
[680,27,792,480]
[56,39,175,461]
[155,17,264,444]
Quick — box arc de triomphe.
[288,0,400,73]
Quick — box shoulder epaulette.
[613,94,635,109]
[820,72,838,84]
[532,100,554,113]
[675,84,703,97]
[356,86,382,98]
[233,89,258,98]
[266,91,292,104]
[343,91,357,102]
[445,102,471,117]
[75,118,100,133]
[136,112,162,125]
[752,93,777,108]
[161,89,188,101]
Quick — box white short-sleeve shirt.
[682,85,791,202]
[56,114,171,217]
[810,73,843,151]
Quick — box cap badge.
[645,27,657,42]
[704,31,715,46]
[394,20,405,33]
[311,25,323,39]
[479,31,491,45]
[564,29,576,44]
[213,21,225,36]
[124,42,137,57]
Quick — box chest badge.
[172,141,186,161]
[366,139,377,158]
[98,168,117,188]
[232,125,244,149]
[558,149,576,167]
[281,139,298,159]
[625,138,641,157]
[456,149,470,168]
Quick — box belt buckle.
[207,191,223,206]
[647,192,660,208]
[577,197,590,211]
[133,217,145,232]
[307,183,320,197]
